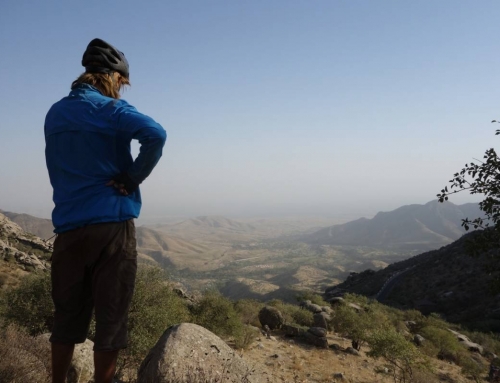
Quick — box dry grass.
[239,331,473,383]
[0,262,29,290]
[0,324,51,383]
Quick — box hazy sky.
[0,1,497,220]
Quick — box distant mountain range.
[301,201,483,251]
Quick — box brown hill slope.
[150,215,257,242]
[302,201,482,251]
[0,209,54,240]
[135,226,219,270]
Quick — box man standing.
[45,38,167,383]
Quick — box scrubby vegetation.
[266,298,314,327]
[0,272,53,335]
[119,266,191,373]
[0,324,51,383]
[332,294,494,383]
[1,263,500,383]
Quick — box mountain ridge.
[301,200,483,251]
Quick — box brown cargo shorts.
[49,219,137,351]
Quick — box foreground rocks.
[138,323,264,383]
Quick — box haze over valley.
[2,200,480,302]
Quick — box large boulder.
[137,323,264,383]
[39,334,94,383]
[258,306,284,330]
[304,331,328,348]
[313,312,331,331]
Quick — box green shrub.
[459,354,486,383]
[0,272,53,335]
[0,324,51,383]
[120,266,191,371]
[368,328,424,383]
[332,299,390,350]
[295,291,328,306]
[402,310,425,323]
[266,299,313,327]
[419,326,461,363]
[464,330,500,356]
[343,293,370,306]
[233,325,258,350]
[234,299,264,327]
[190,290,243,339]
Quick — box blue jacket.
[45,84,167,233]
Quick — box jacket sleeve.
[115,103,167,184]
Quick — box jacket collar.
[71,83,104,96]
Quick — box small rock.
[329,297,345,305]
[347,303,362,312]
[321,306,333,315]
[304,331,329,348]
[330,343,342,351]
[345,347,360,356]
[486,351,498,360]
[405,321,417,329]
[414,334,425,346]
[333,372,344,379]
[308,327,327,337]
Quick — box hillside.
[0,209,419,300]
[328,230,500,331]
[0,213,52,289]
[150,215,258,242]
[135,226,218,269]
[0,209,54,240]
[302,201,482,251]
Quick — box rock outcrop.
[0,213,52,287]
[138,323,264,383]
[449,329,484,354]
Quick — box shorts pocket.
[124,220,138,260]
